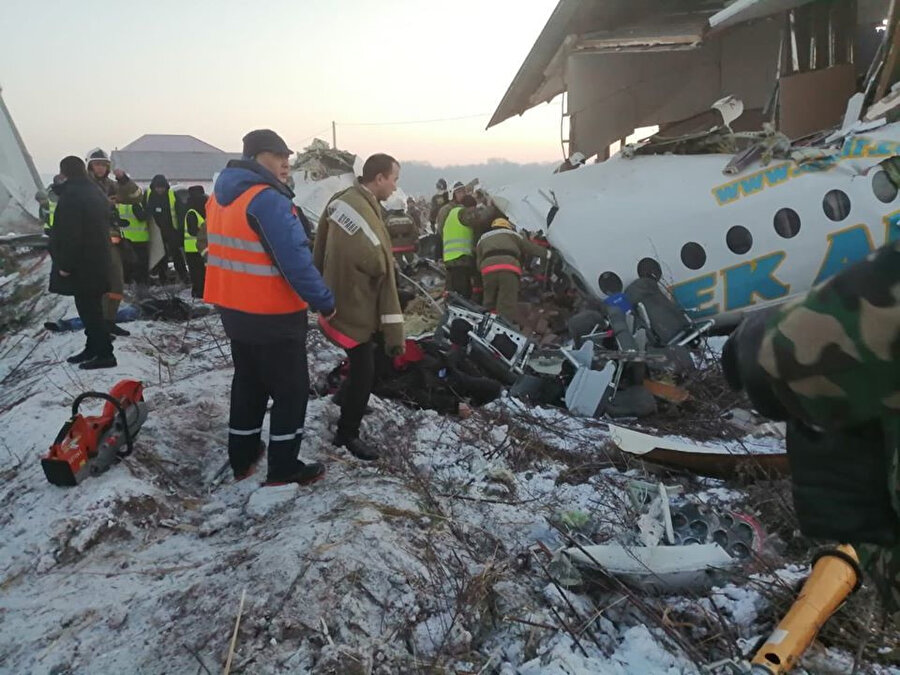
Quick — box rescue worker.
[204,128,335,486]
[43,175,66,233]
[146,174,190,284]
[406,197,423,233]
[475,217,549,325]
[435,180,467,232]
[384,207,418,269]
[429,178,449,228]
[440,194,494,300]
[722,239,900,622]
[35,190,50,233]
[314,154,404,462]
[49,156,117,369]
[183,185,207,298]
[116,195,150,289]
[86,148,141,337]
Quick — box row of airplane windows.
[592,173,899,295]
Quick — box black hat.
[60,156,87,179]
[150,174,170,190]
[242,129,293,157]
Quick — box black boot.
[66,349,94,364]
[334,434,380,461]
[233,441,266,481]
[331,389,373,415]
[79,355,118,370]
[264,461,326,486]
[108,322,130,337]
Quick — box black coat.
[48,177,113,296]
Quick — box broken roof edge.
[487,0,580,129]
[489,0,826,130]
[708,0,817,32]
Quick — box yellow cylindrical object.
[751,544,860,674]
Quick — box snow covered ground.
[0,255,897,674]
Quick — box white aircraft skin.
[493,124,900,325]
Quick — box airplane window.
[823,190,851,221]
[637,257,662,281]
[680,242,706,270]
[726,226,753,254]
[598,271,623,295]
[773,208,801,238]
[872,171,898,203]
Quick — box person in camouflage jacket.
[723,239,899,620]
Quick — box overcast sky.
[2,0,564,175]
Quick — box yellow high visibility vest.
[442,206,473,262]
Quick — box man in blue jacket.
[205,129,335,486]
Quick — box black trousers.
[185,252,206,298]
[337,341,375,439]
[154,227,189,283]
[446,265,473,299]
[74,292,113,358]
[128,241,150,285]
[228,331,309,479]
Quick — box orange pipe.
[751,544,861,674]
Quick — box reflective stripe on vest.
[117,203,149,242]
[442,206,473,262]
[184,208,203,253]
[202,184,308,314]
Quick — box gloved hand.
[721,308,790,420]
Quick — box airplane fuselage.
[494,125,900,325]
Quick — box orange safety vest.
[203,184,308,314]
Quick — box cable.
[290,128,331,148]
[337,112,490,127]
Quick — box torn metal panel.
[0,88,42,234]
[778,64,857,138]
[565,18,782,157]
[563,542,738,593]
[708,0,818,32]
[608,423,789,478]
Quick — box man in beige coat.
[314,154,404,461]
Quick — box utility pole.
[332,121,336,150]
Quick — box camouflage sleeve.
[754,239,900,431]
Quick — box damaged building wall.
[566,18,783,158]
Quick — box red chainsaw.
[41,379,148,486]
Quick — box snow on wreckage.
[1,232,897,671]
[2,7,900,675]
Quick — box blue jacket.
[214,160,334,343]
[215,160,334,313]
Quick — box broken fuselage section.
[494,124,900,326]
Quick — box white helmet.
[85,147,111,166]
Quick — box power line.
[336,112,490,127]
[290,127,331,148]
